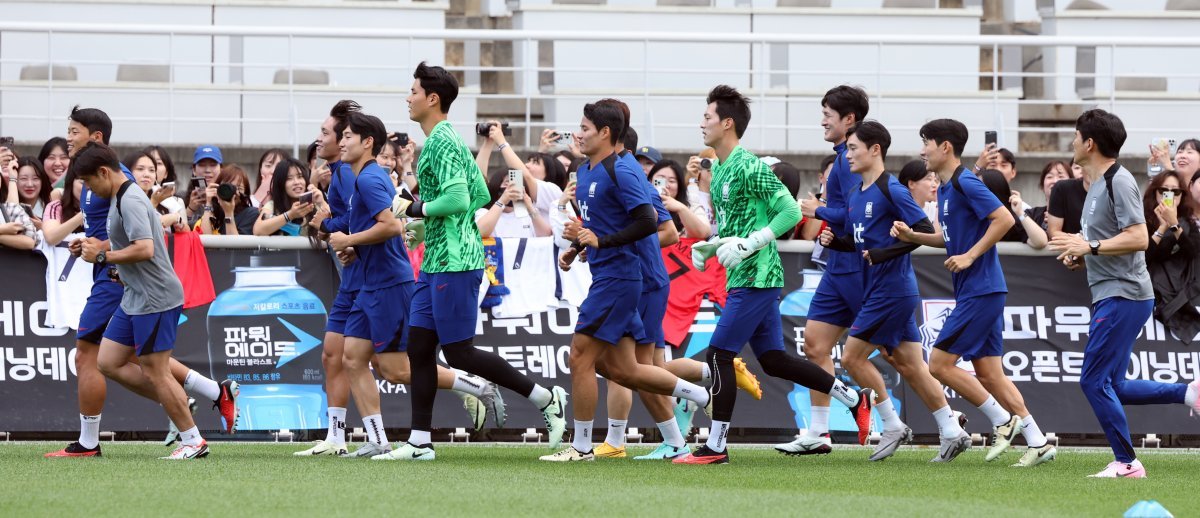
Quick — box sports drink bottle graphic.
[208,262,327,430]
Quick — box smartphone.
[300,192,314,205]
[569,171,577,185]
[652,177,667,195]
[162,181,176,190]
[984,131,998,148]
[508,169,528,216]
[191,178,207,190]
[1150,138,1176,176]
[557,131,573,146]
[0,137,13,149]
[1163,190,1175,207]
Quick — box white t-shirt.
[37,232,92,330]
[687,185,715,227]
[493,237,558,318]
[531,180,564,223]
[476,207,536,239]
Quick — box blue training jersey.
[577,152,654,281]
[348,161,413,291]
[324,160,363,292]
[938,167,1007,299]
[619,152,671,293]
[847,173,928,298]
[814,142,862,275]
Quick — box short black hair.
[69,141,121,178]
[623,126,639,152]
[122,150,157,176]
[38,137,69,163]
[329,100,362,143]
[998,148,1016,166]
[596,98,631,143]
[69,105,113,144]
[583,102,625,146]
[1075,109,1126,159]
[706,85,751,139]
[771,161,801,199]
[344,112,387,156]
[846,120,892,160]
[305,141,319,164]
[919,118,969,157]
[898,159,931,188]
[821,85,869,124]
[414,61,459,113]
[819,154,837,174]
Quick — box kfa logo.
[942,199,949,217]
[865,202,873,218]
[722,181,731,200]
[588,182,597,197]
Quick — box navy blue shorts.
[806,270,864,329]
[77,273,123,345]
[103,305,182,356]
[325,289,358,335]
[850,295,920,352]
[934,293,1005,361]
[638,285,670,349]
[346,282,413,354]
[410,270,482,345]
[576,276,644,346]
[709,287,785,357]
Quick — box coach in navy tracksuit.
[1049,109,1199,479]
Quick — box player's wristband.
[405,199,425,218]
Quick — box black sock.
[441,337,536,397]
[706,347,736,422]
[407,326,440,432]
[758,350,836,394]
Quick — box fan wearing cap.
[186,145,222,225]
[634,145,662,176]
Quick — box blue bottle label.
[208,314,326,384]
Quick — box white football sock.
[656,419,685,448]
[183,370,221,402]
[672,379,709,407]
[875,398,905,432]
[829,379,858,408]
[408,429,431,446]
[706,420,730,453]
[79,414,101,449]
[1021,415,1047,448]
[699,363,712,385]
[451,374,486,397]
[179,426,203,447]
[363,414,388,446]
[977,396,1011,427]
[807,406,830,437]
[326,407,347,446]
[933,406,965,439]
[528,384,553,408]
[605,419,627,448]
[572,420,593,453]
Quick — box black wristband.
[405,199,425,218]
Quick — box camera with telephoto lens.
[476,122,512,137]
[217,183,238,203]
[699,158,713,170]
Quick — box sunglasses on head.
[1158,188,1183,196]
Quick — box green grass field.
[1,442,1194,517]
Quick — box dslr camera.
[476,122,512,137]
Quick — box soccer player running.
[541,101,713,463]
[817,120,969,462]
[392,62,567,461]
[892,119,1055,467]
[785,85,871,455]
[69,142,207,459]
[298,102,497,458]
[559,99,712,461]
[678,85,872,465]
[1047,109,1200,478]
[46,107,236,459]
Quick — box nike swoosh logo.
[553,399,564,420]
[411,451,430,459]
